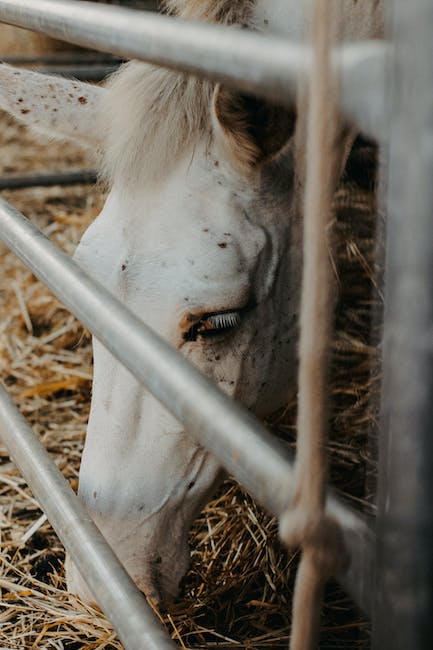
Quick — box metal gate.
[0,2,431,649]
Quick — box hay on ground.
[0,112,379,648]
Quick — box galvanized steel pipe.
[36,64,118,81]
[0,386,177,650]
[373,0,433,647]
[0,169,97,190]
[1,53,122,65]
[0,198,374,614]
[0,0,304,104]
[0,0,389,140]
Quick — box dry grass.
[0,111,380,648]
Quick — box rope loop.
[280,1,348,648]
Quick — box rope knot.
[279,508,349,580]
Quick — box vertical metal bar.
[373,0,433,648]
[0,386,177,650]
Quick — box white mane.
[101,0,255,188]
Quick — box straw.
[0,113,378,648]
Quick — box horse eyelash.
[183,310,242,342]
[206,312,241,330]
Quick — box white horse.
[0,0,383,605]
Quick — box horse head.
[70,75,300,602]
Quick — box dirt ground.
[0,97,380,648]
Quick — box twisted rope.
[280,2,348,648]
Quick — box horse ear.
[212,84,296,171]
[0,65,104,148]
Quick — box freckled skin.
[0,64,104,147]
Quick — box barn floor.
[0,110,380,648]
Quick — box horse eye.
[183,310,241,342]
[202,311,241,333]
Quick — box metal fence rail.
[1,53,122,65]
[0,169,97,190]
[35,63,118,80]
[0,387,177,650]
[0,0,388,139]
[373,0,433,648]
